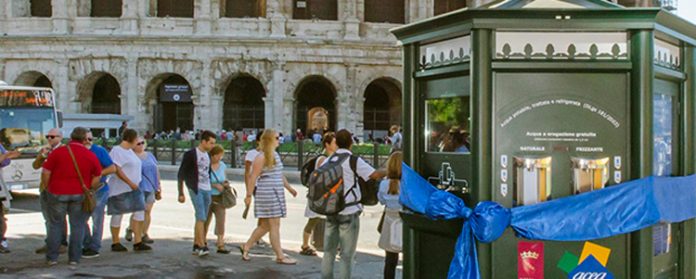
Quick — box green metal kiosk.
[391,0,696,278]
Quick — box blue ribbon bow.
[400,163,696,279]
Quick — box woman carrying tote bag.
[378,151,403,279]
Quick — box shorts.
[188,189,212,222]
[143,191,156,204]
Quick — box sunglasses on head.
[45,135,58,139]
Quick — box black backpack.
[349,156,379,206]
[307,153,356,215]
[300,155,323,187]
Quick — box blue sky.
[677,1,696,24]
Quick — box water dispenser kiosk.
[392,0,696,278]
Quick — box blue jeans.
[41,191,67,246]
[46,193,88,263]
[321,213,361,279]
[83,188,109,252]
[188,189,212,222]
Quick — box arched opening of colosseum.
[77,72,121,114]
[363,78,402,141]
[222,75,265,132]
[364,0,405,24]
[434,0,467,16]
[14,71,53,88]
[294,76,336,135]
[292,0,337,20]
[90,74,121,114]
[221,0,266,18]
[149,74,194,133]
[151,0,194,18]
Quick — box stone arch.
[13,71,53,88]
[76,72,122,113]
[212,60,270,97]
[222,74,266,131]
[286,71,344,102]
[294,75,338,134]
[363,77,402,139]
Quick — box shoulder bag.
[67,145,96,213]
[211,167,237,209]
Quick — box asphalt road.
[0,168,399,279]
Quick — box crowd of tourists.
[0,124,405,279]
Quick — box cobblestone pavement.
[0,169,401,278]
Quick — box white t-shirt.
[321,149,375,215]
[245,149,260,174]
[196,147,211,191]
[109,145,142,197]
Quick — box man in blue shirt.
[82,131,117,258]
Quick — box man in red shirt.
[41,127,102,266]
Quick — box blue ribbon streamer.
[399,162,696,279]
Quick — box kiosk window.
[422,75,470,153]
[425,96,470,153]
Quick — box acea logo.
[568,255,613,279]
[558,241,614,279]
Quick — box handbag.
[67,144,96,213]
[211,168,237,209]
[377,209,386,233]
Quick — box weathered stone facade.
[0,0,652,136]
[0,0,422,137]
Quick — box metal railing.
[93,138,393,169]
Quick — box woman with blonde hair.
[240,129,298,264]
[378,151,403,279]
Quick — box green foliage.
[427,98,466,126]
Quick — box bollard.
[297,140,304,171]
[171,140,176,165]
[373,142,380,168]
[230,143,237,168]
[153,143,159,161]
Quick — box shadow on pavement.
[0,235,397,279]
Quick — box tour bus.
[0,82,61,190]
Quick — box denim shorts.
[143,191,156,204]
[107,190,145,216]
[188,189,211,222]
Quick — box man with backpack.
[313,129,386,279]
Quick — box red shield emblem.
[518,241,544,279]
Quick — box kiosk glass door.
[651,79,681,278]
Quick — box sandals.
[217,246,231,254]
[300,246,317,256]
[239,245,250,261]
[276,256,297,265]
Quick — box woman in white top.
[378,151,403,279]
[300,132,337,256]
[108,129,151,252]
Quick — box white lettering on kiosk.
[520,146,545,151]
[500,98,620,128]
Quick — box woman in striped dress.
[241,129,298,265]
